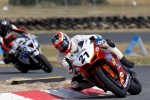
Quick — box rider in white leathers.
[52,31,135,91]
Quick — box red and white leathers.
[0,24,27,64]
[0,24,27,52]
[57,34,124,74]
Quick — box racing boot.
[71,74,93,91]
[3,51,11,64]
[3,58,11,64]
[120,56,135,68]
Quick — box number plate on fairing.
[73,39,94,67]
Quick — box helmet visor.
[1,27,8,31]
[55,35,69,53]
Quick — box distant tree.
[89,0,107,5]
[9,0,36,6]
[9,0,107,6]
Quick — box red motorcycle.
[72,38,142,98]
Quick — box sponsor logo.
[106,54,113,61]
[95,47,99,51]
[111,58,116,65]
[120,72,124,77]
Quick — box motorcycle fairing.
[73,38,130,89]
[12,34,41,64]
[73,39,95,67]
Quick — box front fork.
[30,50,40,64]
[103,64,131,90]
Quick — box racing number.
[79,52,89,64]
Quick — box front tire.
[95,68,127,98]
[35,54,53,73]
[127,77,142,95]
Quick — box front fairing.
[15,34,41,64]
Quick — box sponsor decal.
[95,47,99,51]
[106,54,113,61]
[120,72,124,77]
[111,58,116,65]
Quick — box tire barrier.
[9,16,150,30]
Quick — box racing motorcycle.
[72,38,142,98]
[2,33,53,73]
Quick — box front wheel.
[127,77,142,95]
[35,54,53,73]
[95,68,127,98]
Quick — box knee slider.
[71,81,80,88]
[105,39,115,48]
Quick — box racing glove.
[9,49,16,55]
[96,37,105,46]
[65,58,76,74]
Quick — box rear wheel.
[95,68,127,98]
[35,54,53,73]
[127,77,142,95]
[14,60,29,73]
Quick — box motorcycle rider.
[0,18,28,64]
[52,31,135,91]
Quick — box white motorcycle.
[9,33,53,73]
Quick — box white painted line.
[0,93,32,100]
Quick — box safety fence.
[9,16,150,30]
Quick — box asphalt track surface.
[0,66,150,99]
[0,32,150,99]
[36,32,150,44]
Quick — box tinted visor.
[55,35,69,53]
[1,25,9,31]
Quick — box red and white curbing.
[0,86,112,100]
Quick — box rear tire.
[15,61,29,73]
[127,77,142,95]
[35,54,53,73]
[95,68,127,98]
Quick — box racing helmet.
[52,31,72,54]
[0,18,11,32]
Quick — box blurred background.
[0,0,150,66]
[0,0,150,32]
